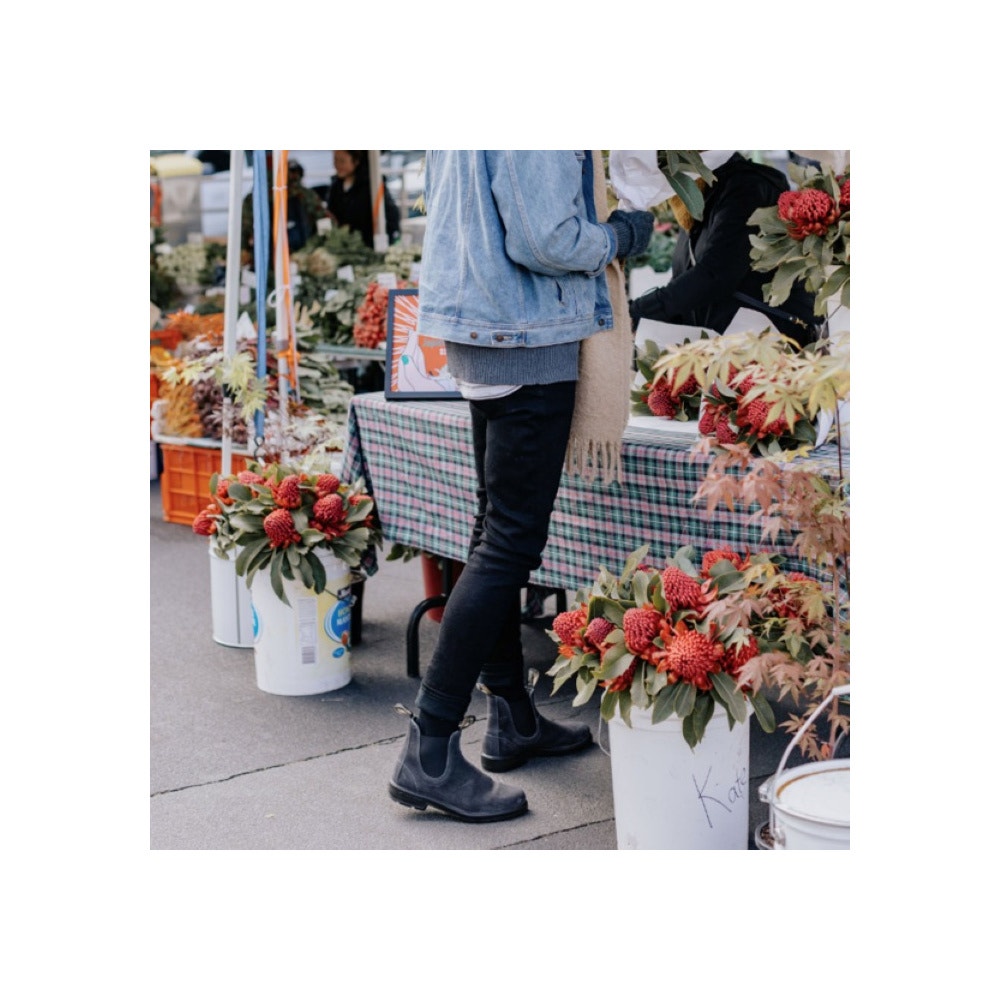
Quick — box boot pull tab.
[393,703,415,719]
[526,667,540,693]
[458,714,477,730]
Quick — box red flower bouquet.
[546,545,778,749]
[193,460,381,603]
[631,338,703,421]
[749,163,849,318]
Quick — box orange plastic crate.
[159,443,250,526]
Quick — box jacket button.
[495,334,505,342]
[598,318,606,327]
[469,331,478,339]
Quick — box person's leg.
[415,381,577,724]
[390,383,577,821]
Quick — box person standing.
[388,150,653,823]
[240,156,330,257]
[326,150,401,248]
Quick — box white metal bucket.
[763,760,850,849]
[759,684,850,850]
[249,550,353,696]
[208,545,254,648]
[607,705,750,850]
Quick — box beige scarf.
[564,150,633,486]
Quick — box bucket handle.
[772,683,849,784]
[766,684,849,847]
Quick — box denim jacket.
[416,151,616,349]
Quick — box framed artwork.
[384,288,462,399]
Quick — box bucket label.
[322,583,353,659]
[251,602,260,642]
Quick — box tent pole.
[220,150,244,478]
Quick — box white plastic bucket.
[249,550,353,696]
[208,545,254,648]
[607,705,750,850]
[763,760,850,850]
[759,684,850,850]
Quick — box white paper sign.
[316,217,333,235]
[336,265,355,283]
[376,272,397,289]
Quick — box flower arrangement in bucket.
[546,544,778,748]
[193,461,381,603]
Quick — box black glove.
[629,286,666,326]
[607,209,654,260]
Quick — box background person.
[326,150,401,248]
[628,150,818,345]
[240,156,331,259]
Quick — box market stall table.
[341,392,848,676]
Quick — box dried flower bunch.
[748,163,850,318]
[546,545,778,749]
[193,461,381,603]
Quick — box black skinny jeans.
[415,381,577,724]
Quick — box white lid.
[777,766,850,824]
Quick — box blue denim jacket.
[416,151,616,349]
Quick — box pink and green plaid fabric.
[342,392,848,593]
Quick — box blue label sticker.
[251,602,260,640]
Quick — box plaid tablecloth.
[342,392,848,595]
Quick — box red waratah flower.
[702,549,743,575]
[274,477,302,509]
[662,624,723,690]
[312,493,345,527]
[602,659,637,692]
[715,416,739,445]
[584,617,616,651]
[215,479,234,505]
[192,506,218,536]
[723,633,759,674]
[263,508,301,549]
[699,405,720,436]
[348,494,371,507]
[314,474,341,498]
[622,606,663,654]
[737,398,773,433]
[237,470,267,487]
[553,607,587,648]
[838,177,850,210]
[777,189,841,240]
[668,371,699,397]
[647,381,677,418]
[660,566,707,611]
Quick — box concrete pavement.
[150,479,785,850]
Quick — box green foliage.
[655,151,717,221]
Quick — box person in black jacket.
[628,151,818,346]
[326,150,401,248]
